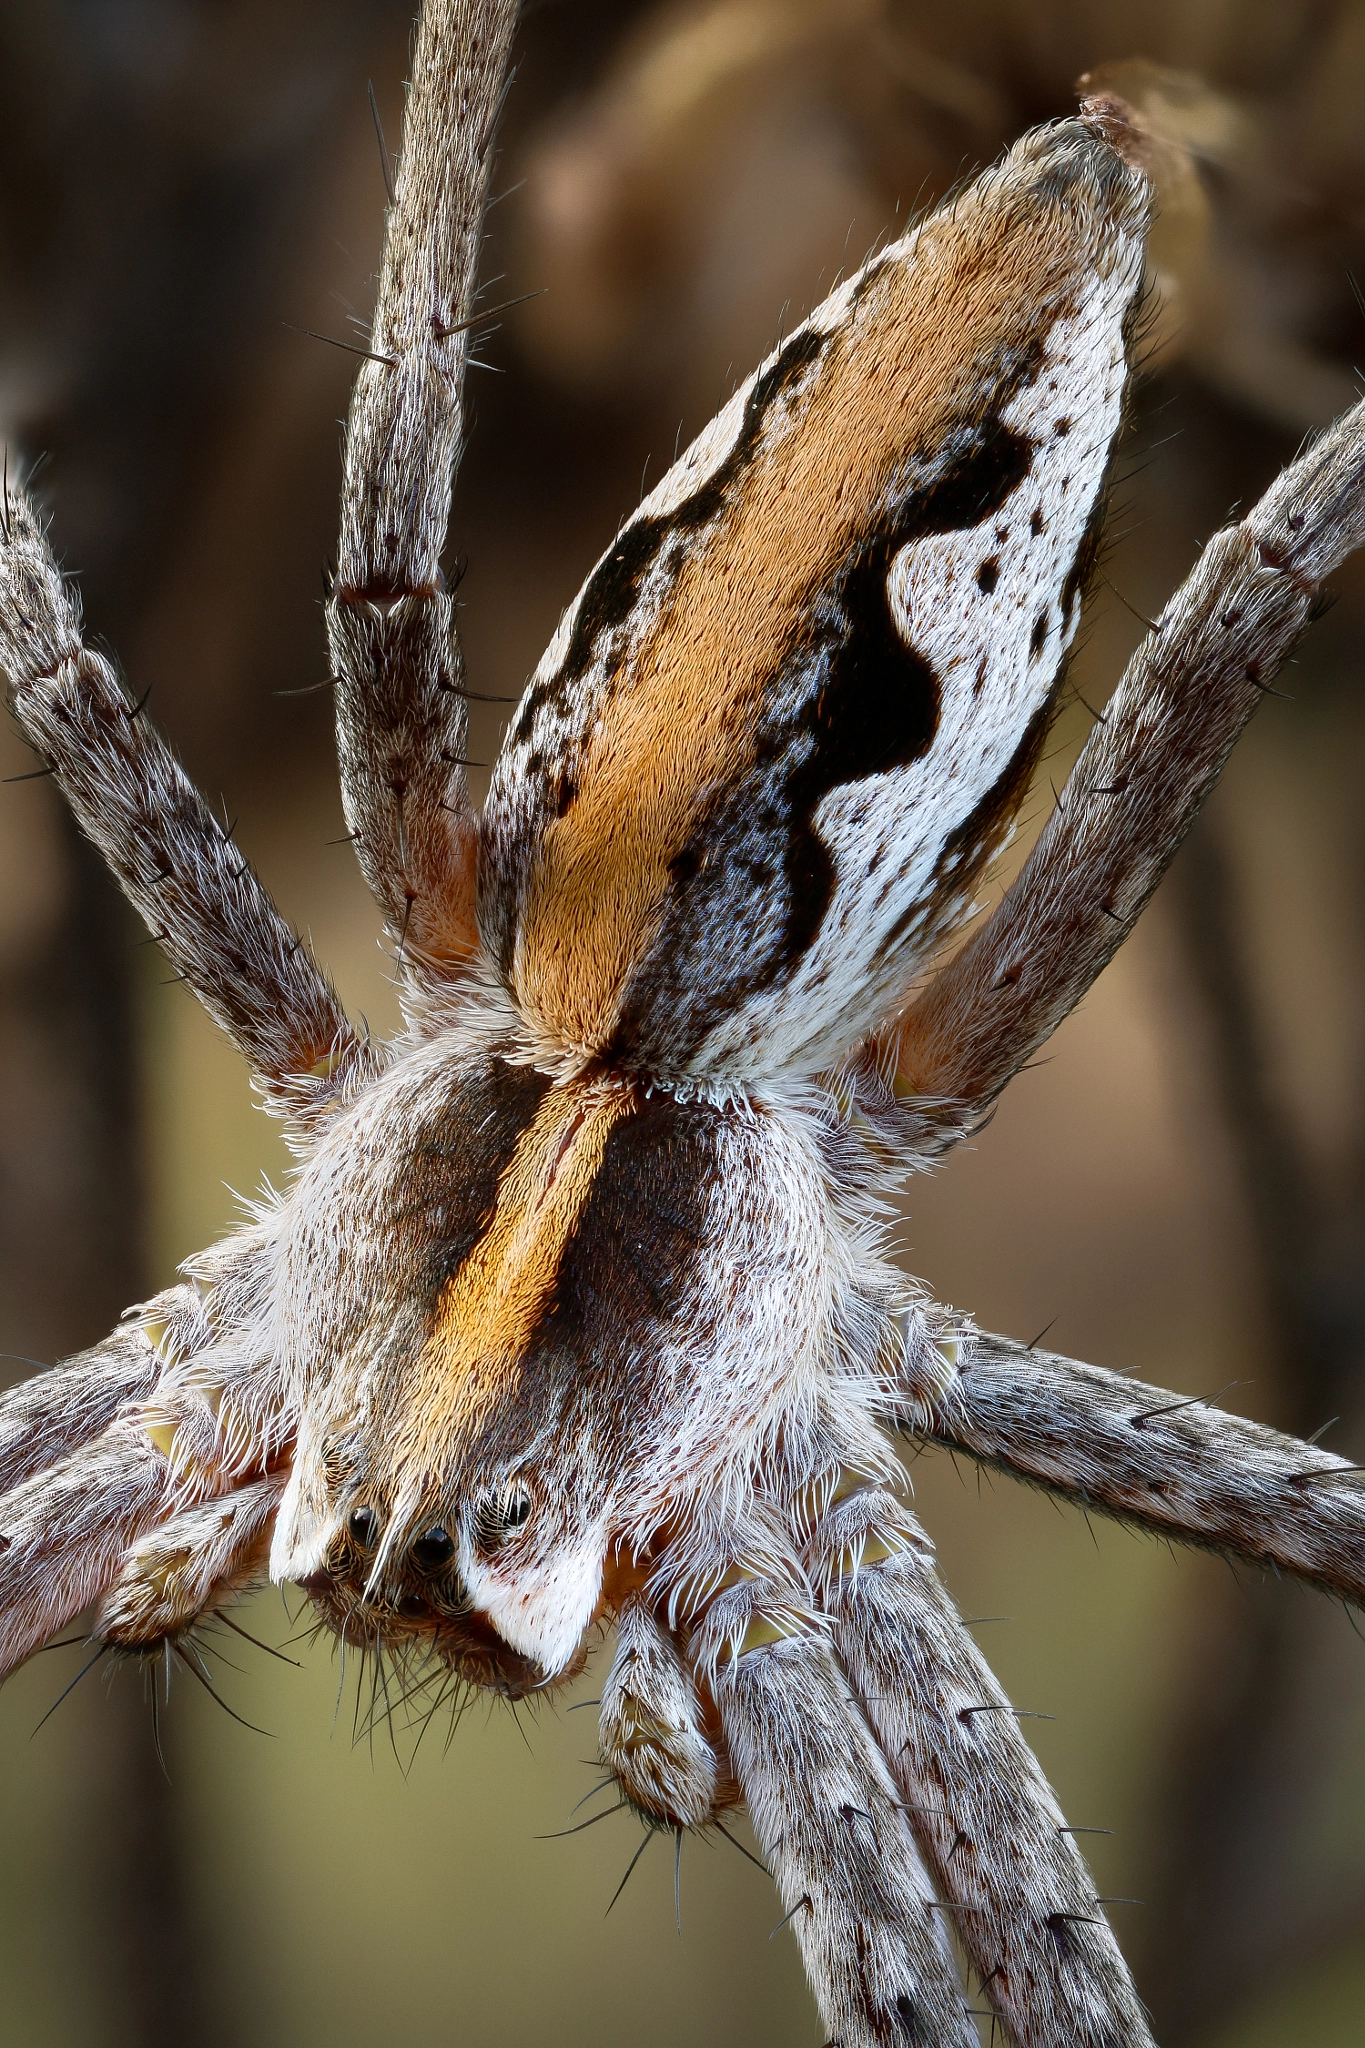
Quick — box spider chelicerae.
[4,4,1365,2045]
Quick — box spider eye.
[474,1491,532,1550]
[411,1525,455,1572]
[348,1506,380,1550]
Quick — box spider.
[3,3,1365,2044]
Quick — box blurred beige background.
[3,2,1365,2043]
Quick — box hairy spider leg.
[810,1484,1152,2048]
[326,0,521,1007]
[878,398,1365,1151]
[694,1569,977,2048]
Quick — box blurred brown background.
[3,1,1365,2043]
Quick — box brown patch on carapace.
[513,121,1148,1060]
[389,1080,638,1475]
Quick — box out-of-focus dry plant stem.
[0,5,427,2041]
[512,0,1365,435]
[0,810,192,2048]
[1153,818,1365,2041]
[21,831,217,2048]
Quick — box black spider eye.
[474,1491,532,1550]
[348,1506,379,1550]
[411,1525,455,1572]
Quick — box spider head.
[296,1493,557,1699]
[284,1397,619,1690]
[269,1037,840,1689]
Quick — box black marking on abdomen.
[882,699,1054,958]
[887,420,1034,545]
[604,413,1038,1068]
[512,326,828,741]
[773,540,942,972]
[766,420,1034,981]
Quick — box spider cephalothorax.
[5,5,1365,2045]
[262,1022,920,1687]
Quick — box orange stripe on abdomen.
[389,1080,637,1475]
[511,143,1127,1065]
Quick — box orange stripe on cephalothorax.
[512,126,1143,1062]
[387,1079,637,1477]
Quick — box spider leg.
[94,1468,287,1653]
[327,0,519,1012]
[871,396,1365,1148]
[809,1485,1153,2048]
[0,1225,271,1500]
[691,1575,977,2048]
[0,481,367,1122]
[597,1593,731,1828]
[0,1420,171,1680]
[920,1328,1365,1605]
[0,1381,287,1684]
[0,1235,288,1678]
[0,1321,162,1499]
